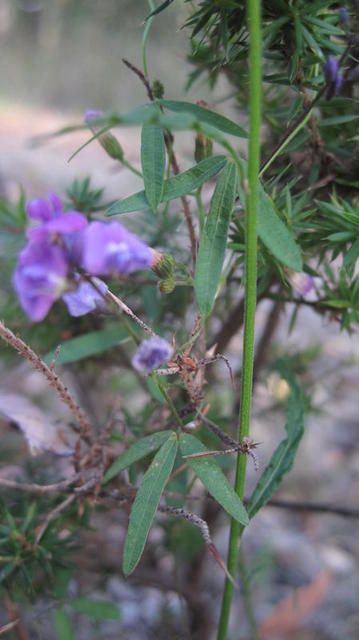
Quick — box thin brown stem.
[0,473,81,494]
[0,321,93,441]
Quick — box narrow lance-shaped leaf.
[123,433,178,576]
[194,160,237,317]
[107,155,227,216]
[159,100,248,138]
[238,176,302,272]
[180,434,249,526]
[141,124,166,211]
[257,185,303,272]
[103,431,174,484]
[44,326,130,366]
[54,609,75,640]
[247,364,305,520]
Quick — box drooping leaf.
[257,185,303,272]
[247,364,305,520]
[103,431,173,484]
[69,598,121,620]
[160,100,247,138]
[44,326,130,366]
[107,155,227,215]
[122,433,178,575]
[194,160,237,317]
[141,124,166,211]
[145,0,176,20]
[54,609,75,640]
[180,434,249,526]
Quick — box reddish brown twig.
[0,321,93,440]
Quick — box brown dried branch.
[0,321,93,440]
[35,494,76,544]
[0,473,82,494]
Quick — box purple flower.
[81,221,154,276]
[339,7,350,24]
[132,336,173,373]
[26,193,87,243]
[27,192,63,222]
[13,241,68,321]
[289,272,314,297]
[85,109,102,124]
[324,56,343,99]
[324,55,339,84]
[62,276,108,317]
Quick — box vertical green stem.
[217,0,261,638]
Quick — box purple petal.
[132,337,172,373]
[27,198,53,222]
[47,192,63,214]
[45,211,87,235]
[289,272,314,297]
[324,55,339,84]
[13,241,68,321]
[62,276,108,317]
[82,221,154,276]
[85,109,103,124]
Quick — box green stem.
[217,0,261,638]
[238,547,259,640]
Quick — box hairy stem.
[217,0,261,637]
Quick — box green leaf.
[122,433,178,575]
[195,160,237,317]
[70,598,121,620]
[54,609,75,640]
[160,100,247,138]
[247,365,305,520]
[103,431,173,484]
[107,156,227,215]
[44,326,130,366]
[141,124,166,211]
[257,185,303,271]
[180,434,249,526]
[146,0,175,19]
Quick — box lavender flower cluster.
[13,193,156,321]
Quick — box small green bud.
[99,133,124,161]
[153,80,165,99]
[159,277,175,294]
[151,252,175,279]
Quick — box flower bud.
[339,7,350,24]
[158,277,175,294]
[85,109,124,161]
[151,252,175,279]
[153,80,165,99]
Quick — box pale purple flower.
[85,109,102,124]
[82,221,154,276]
[13,241,68,321]
[324,55,339,84]
[339,7,350,24]
[26,193,87,243]
[62,276,108,317]
[324,56,343,99]
[289,272,314,297]
[27,192,63,222]
[132,336,173,373]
